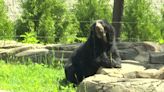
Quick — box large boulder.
[150,52,164,64]
[78,75,164,92]
[117,42,163,63]
[117,42,162,52]
[77,60,164,92]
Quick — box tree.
[160,4,164,39]
[122,0,162,41]
[112,0,124,41]
[74,0,112,37]
[15,0,79,43]
[0,0,13,40]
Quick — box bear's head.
[91,20,115,44]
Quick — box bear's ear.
[95,21,106,39]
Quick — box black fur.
[64,20,121,85]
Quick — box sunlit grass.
[0,60,75,92]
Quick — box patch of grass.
[0,60,76,92]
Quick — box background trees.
[74,0,112,37]
[15,0,79,43]
[121,0,162,42]
[0,0,13,40]
[1,0,164,43]
[160,4,164,39]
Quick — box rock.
[145,64,164,69]
[53,50,73,58]
[123,67,164,79]
[78,76,164,92]
[118,42,162,63]
[15,49,49,57]
[117,42,134,49]
[150,52,164,64]
[0,40,23,49]
[14,48,69,63]
[45,43,81,51]
[78,60,164,92]
[119,49,138,60]
[15,49,50,63]
[136,42,162,52]
[156,67,164,79]
[0,41,74,63]
[161,44,164,51]
[134,51,150,64]
[117,42,162,52]
[135,69,159,78]
[97,60,145,77]
[8,45,34,54]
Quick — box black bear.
[64,20,121,85]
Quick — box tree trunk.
[112,0,124,41]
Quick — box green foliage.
[158,4,164,44]
[15,0,79,44]
[0,0,14,40]
[159,39,164,44]
[121,0,162,41]
[74,0,112,37]
[0,60,76,92]
[20,31,39,44]
[75,37,87,43]
[160,4,164,39]
[58,11,80,44]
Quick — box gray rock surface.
[0,41,163,64]
[77,60,164,92]
[161,44,164,52]
[78,76,164,92]
[45,43,81,51]
[118,42,163,63]
[150,52,164,64]
[117,42,162,52]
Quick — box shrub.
[20,31,39,44]
[158,4,164,44]
[58,11,80,44]
[160,4,164,39]
[74,0,112,37]
[15,0,79,44]
[121,0,162,42]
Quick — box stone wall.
[0,40,164,64]
[0,40,79,64]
